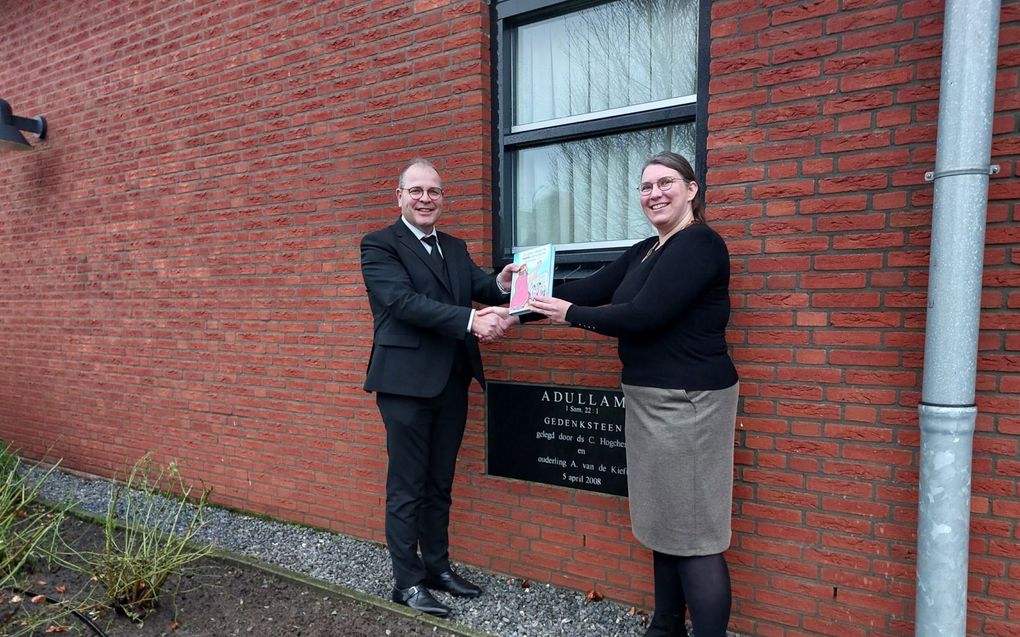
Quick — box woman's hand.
[528,295,572,324]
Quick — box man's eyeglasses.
[637,177,684,195]
[400,186,444,200]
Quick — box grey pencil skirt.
[622,382,739,556]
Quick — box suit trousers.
[376,360,471,589]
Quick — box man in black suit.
[360,158,514,617]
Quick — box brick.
[707,128,767,148]
[831,231,905,250]
[842,23,917,50]
[825,6,899,35]
[712,33,758,57]
[752,180,818,200]
[840,67,916,92]
[756,103,821,125]
[836,149,911,171]
[709,111,755,130]
[838,112,875,132]
[752,140,818,161]
[767,161,801,180]
[758,62,823,86]
[800,195,869,214]
[712,72,756,95]
[818,173,889,194]
[711,51,771,75]
[737,11,771,34]
[827,93,898,120]
[711,165,767,184]
[895,82,941,106]
[772,0,840,27]
[824,49,898,74]
[767,118,836,141]
[770,78,839,103]
[773,38,840,65]
[811,292,881,307]
[750,219,813,236]
[709,89,770,113]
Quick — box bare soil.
[3,514,462,637]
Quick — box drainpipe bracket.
[925,164,1000,181]
[918,401,977,409]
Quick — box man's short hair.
[399,158,439,187]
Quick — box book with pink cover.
[509,244,555,315]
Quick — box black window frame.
[491,0,712,276]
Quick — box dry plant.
[0,442,64,587]
[0,442,75,636]
[76,454,212,622]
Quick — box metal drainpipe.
[915,1,1001,636]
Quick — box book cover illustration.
[509,244,555,315]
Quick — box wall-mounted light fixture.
[0,98,47,152]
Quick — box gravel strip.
[27,466,649,637]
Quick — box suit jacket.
[360,219,507,398]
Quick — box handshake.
[471,306,518,344]
[470,295,571,343]
[469,263,571,344]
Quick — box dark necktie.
[421,235,450,285]
[421,235,444,267]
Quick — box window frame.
[491,0,712,273]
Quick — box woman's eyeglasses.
[637,177,684,195]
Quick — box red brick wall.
[1,1,1017,636]
[705,1,1019,636]
[0,0,496,525]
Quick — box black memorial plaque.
[486,382,628,496]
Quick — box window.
[494,0,708,269]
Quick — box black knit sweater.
[558,223,738,391]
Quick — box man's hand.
[478,305,521,326]
[473,306,515,343]
[496,263,520,293]
[526,295,572,324]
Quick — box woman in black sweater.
[529,152,739,637]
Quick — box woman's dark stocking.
[647,550,730,637]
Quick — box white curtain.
[513,0,699,249]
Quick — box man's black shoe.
[424,570,483,598]
[391,585,451,617]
